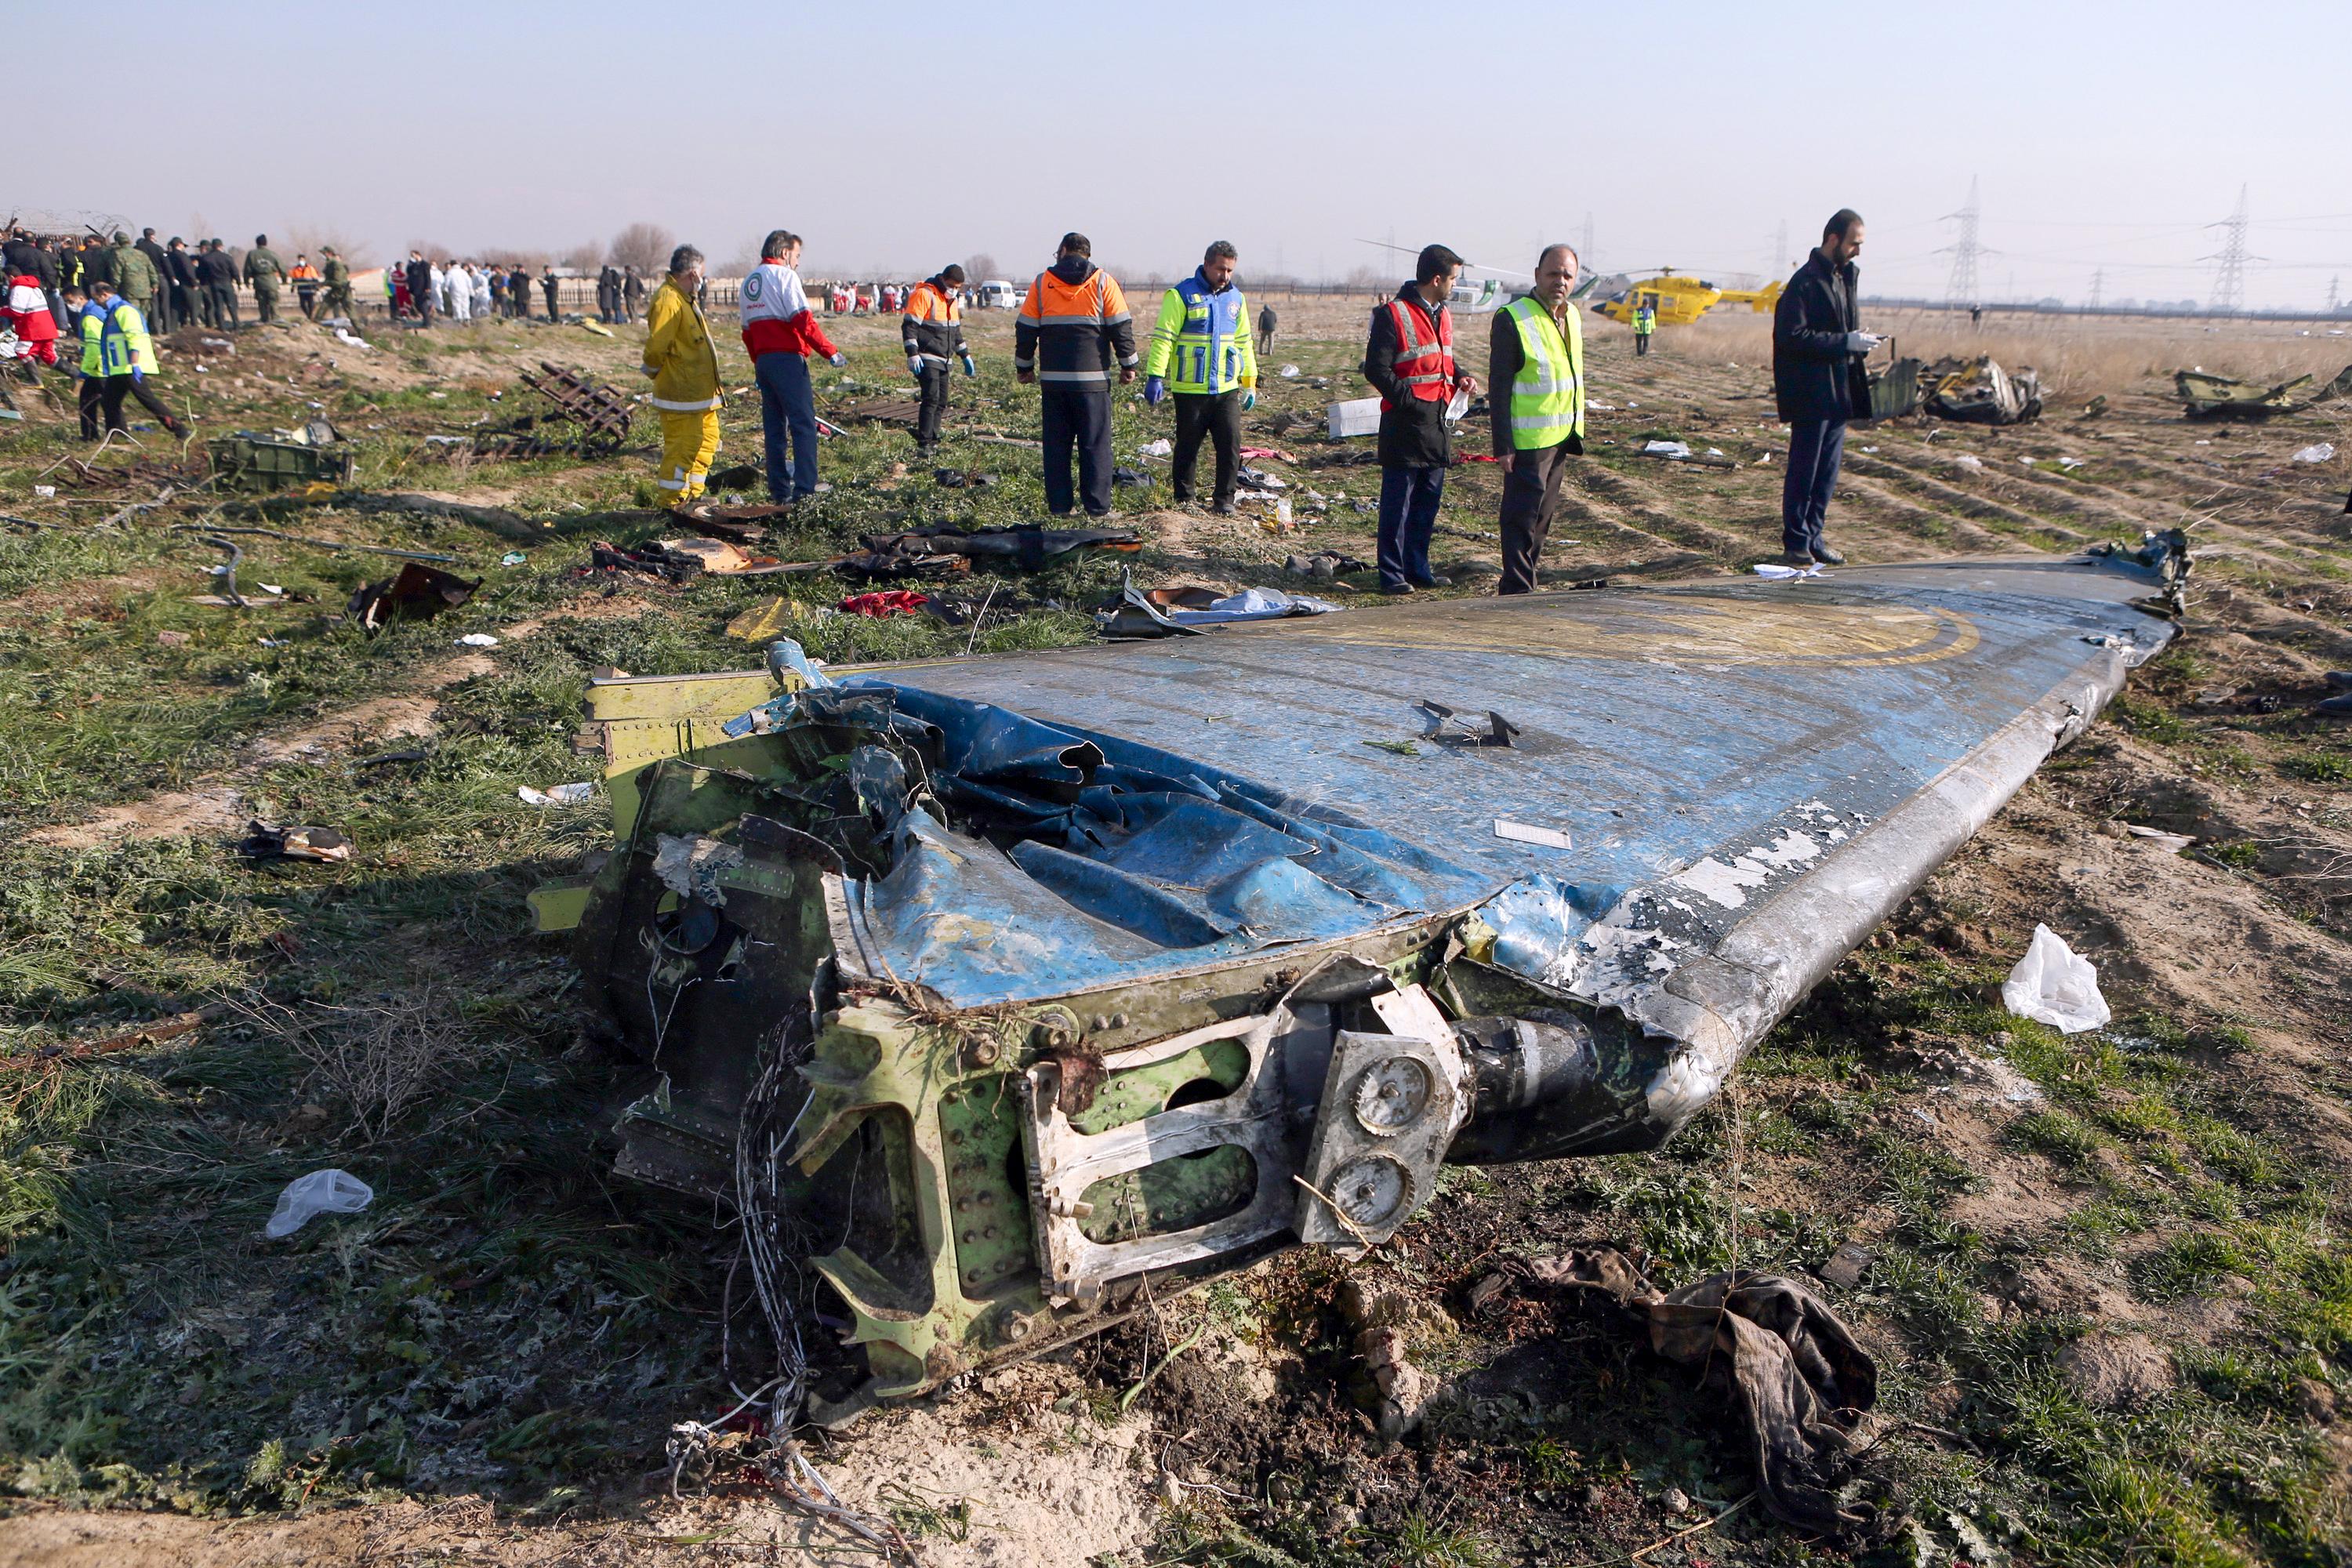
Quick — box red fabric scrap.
[839,590,930,617]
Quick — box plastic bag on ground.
[2002,924,2110,1034]
[266,1169,374,1238]
[2291,442,2335,464]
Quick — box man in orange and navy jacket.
[1015,232,1139,518]
[901,263,976,456]
[1361,243,1478,594]
[739,229,848,503]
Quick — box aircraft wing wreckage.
[535,542,2187,1423]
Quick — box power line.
[1940,176,1981,307]
[2206,185,2249,313]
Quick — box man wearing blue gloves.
[901,263,976,458]
[1143,240,1256,514]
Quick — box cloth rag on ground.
[1528,1247,1878,1534]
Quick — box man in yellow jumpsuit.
[641,244,721,506]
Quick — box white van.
[976,279,1019,310]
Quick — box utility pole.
[1579,212,1596,276]
[1941,176,1981,310]
[1765,220,1788,282]
[2329,275,2340,314]
[2089,268,2104,310]
[2207,185,2249,314]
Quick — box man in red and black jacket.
[1362,244,1478,595]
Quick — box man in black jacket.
[405,251,435,328]
[1770,209,1880,566]
[540,266,560,321]
[1361,244,1477,594]
[165,239,201,332]
[197,240,241,329]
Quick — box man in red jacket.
[739,229,848,503]
[4,272,60,366]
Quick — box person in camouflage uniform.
[106,230,158,332]
[320,248,353,319]
[243,234,288,324]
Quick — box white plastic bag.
[266,1169,374,1239]
[2002,924,2110,1034]
[517,782,595,808]
[2291,442,2335,464]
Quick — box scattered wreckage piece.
[762,524,1143,583]
[1866,354,1923,420]
[237,820,353,864]
[2172,364,2352,419]
[1924,356,2042,425]
[347,561,484,633]
[207,434,357,492]
[534,545,2186,1421]
[1525,1247,1878,1534]
[1095,578,1342,637]
[514,362,634,453]
[588,537,786,581]
[831,397,925,426]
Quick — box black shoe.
[1209,502,1236,517]
[1410,574,1451,589]
[2318,693,2352,717]
[1381,582,1416,596]
[1811,543,1846,565]
[2325,671,2352,691]
[1777,550,1815,568]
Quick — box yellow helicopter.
[1592,269,1783,327]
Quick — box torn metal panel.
[1924,356,2042,424]
[546,545,2184,1412]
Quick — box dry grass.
[234,988,486,1145]
[1661,308,2352,400]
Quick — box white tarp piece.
[2002,924,2111,1034]
[1643,440,1692,459]
[517,782,595,808]
[266,1169,375,1239]
[1754,561,1825,581]
[2291,442,2336,464]
[1328,397,1382,438]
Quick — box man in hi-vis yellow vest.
[1487,245,1587,595]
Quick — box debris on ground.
[452,363,638,457]
[236,821,354,865]
[265,1169,375,1239]
[587,536,783,580]
[811,523,1142,581]
[455,633,499,648]
[2291,441,2336,464]
[839,590,930,618]
[207,432,356,492]
[2124,823,2197,853]
[1866,354,1923,419]
[726,598,798,641]
[347,561,482,633]
[1285,550,1370,579]
[1526,1247,1878,1534]
[1926,356,2043,424]
[2173,367,2318,419]
[517,782,597,808]
[2002,923,2111,1033]
[1094,577,1340,636]
[1328,397,1382,437]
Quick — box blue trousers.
[1781,418,1846,554]
[1377,465,1445,589]
[756,351,819,501]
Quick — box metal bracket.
[1294,985,1467,1254]
[1020,1008,1301,1307]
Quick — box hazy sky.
[22,0,2351,310]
